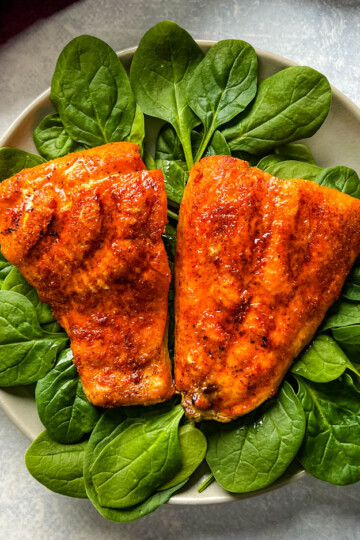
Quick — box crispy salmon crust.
[175,156,360,421]
[0,142,174,407]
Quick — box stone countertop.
[0,1,360,538]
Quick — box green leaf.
[159,423,207,490]
[0,253,13,287]
[126,104,145,152]
[342,259,360,301]
[296,374,360,485]
[51,35,136,147]
[155,159,188,204]
[262,159,322,180]
[0,147,45,181]
[274,143,316,163]
[291,334,356,382]
[187,39,257,161]
[36,348,100,444]
[331,325,360,364]
[155,123,185,161]
[87,403,184,508]
[2,266,54,325]
[130,21,204,169]
[202,382,305,493]
[162,223,176,359]
[33,114,87,160]
[202,130,231,157]
[0,291,68,386]
[316,166,360,198]
[322,300,360,330]
[25,431,87,498]
[223,66,331,154]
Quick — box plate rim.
[1,40,360,505]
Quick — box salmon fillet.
[175,156,360,421]
[0,142,174,407]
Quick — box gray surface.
[0,0,360,538]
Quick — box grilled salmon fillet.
[175,156,360,422]
[0,142,174,407]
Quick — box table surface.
[1,1,360,538]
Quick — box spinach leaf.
[36,348,100,444]
[160,423,207,490]
[202,381,305,493]
[33,114,86,160]
[187,39,257,162]
[342,259,360,301]
[41,321,63,333]
[2,266,54,325]
[231,150,260,166]
[296,374,360,485]
[274,143,316,164]
[155,123,185,161]
[126,104,145,152]
[162,223,176,358]
[0,253,13,287]
[316,166,360,198]
[207,130,231,156]
[322,300,360,330]
[262,160,322,180]
[291,334,357,382]
[156,125,230,163]
[331,325,360,363]
[25,430,87,498]
[0,291,68,386]
[87,403,183,508]
[257,154,285,171]
[130,21,204,169]
[51,35,136,147]
[0,147,45,181]
[223,66,331,154]
[155,159,187,204]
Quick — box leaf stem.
[197,473,215,493]
[167,209,179,221]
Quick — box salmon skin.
[0,142,174,407]
[175,156,360,422]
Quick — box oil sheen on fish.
[175,156,360,421]
[0,142,174,407]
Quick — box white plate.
[1,42,360,505]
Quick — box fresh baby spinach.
[0,291,68,386]
[202,382,305,493]
[331,325,360,362]
[36,348,100,444]
[296,374,360,485]
[86,403,184,508]
[322,300,360,330]
[274,143,316,163]
[155,159,187,205]
[51,35,136,147]
[187,39,257,162]
[159,423,207,490]
[130,21,204,169]
[156,123,186,161]
[261,159,322,181]
[342,259,360,301]
[291,334,357,382]
[25,430,87,498]
[316,166,360,198]
[0,253,13,287]
[126,104,145,152]
[0,147,45,181]
[223,66,331,154]
[2,266,54,325]
[33,114,86,160]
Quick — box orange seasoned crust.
[0,142,174,406]
[175,156,360,421]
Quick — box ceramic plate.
[1,42,360,505]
